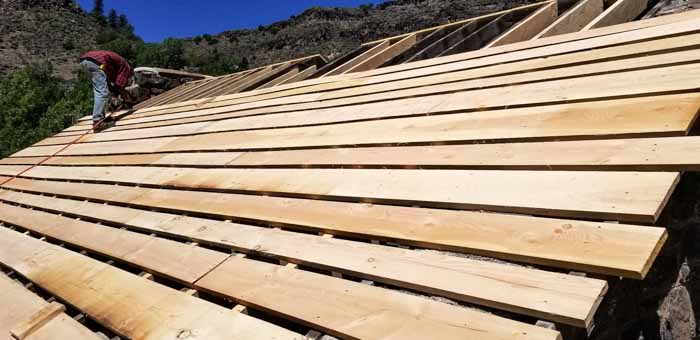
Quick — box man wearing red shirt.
[80,50,135,131]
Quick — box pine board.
[197,256,562,340]
[1,166,680,223]
[0,202,228,285]
[0,188,607,326]
[0,228,302,339]
[0,274,102,340]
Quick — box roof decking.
[0,6,699,340]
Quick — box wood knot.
[177,329,193,338]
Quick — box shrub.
[0,63,91,158]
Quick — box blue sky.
[76,0,386,42]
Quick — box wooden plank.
[32,93,700,152]
[310,46,370,78]
[0,203,229,285]
[0,228,301,339]
[441,14,519,55]
[5,165,680,223]
[0,184,665,279]
[346,33,419,73]
[126,11,700,117]
[366,1,551,44]
[323,40,391,76]
[534,0,605,38]
[10,302,65,340]
[149,74,235,107]
[85,34,700,133]
[0,157,47,165]
[7,134,700,173]
[207,66,278,96]
[257,67,300,89]
[190,70,259,100]
[0,189,607,327]
[100,21,700,128]
[63,18,700,129]
[0,165,30,176]
[406,22,478,62]
[27,60,700,151]
[197,257,561,340]
[198,68,270,99]
[0,273,102,340]
[176,72,250,103]
[361,5,696,78]
[158,81,215,105]
[398,27,453,64]
[486,1,559,47]
[57,42,700,138]
[136,80,204,109]
[134,81,193,109]
[583,0,649,30]
[277,65,317,85]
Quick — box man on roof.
[80,50,136,132]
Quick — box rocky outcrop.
[129,67,210,103]
[0,0,98,78]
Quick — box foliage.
[0,64,92,158]
[91,0,106,26]
[118,14,129,29]
[108,9,119,28]
[133,39,185,70]
[194,49,247,76]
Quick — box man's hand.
[119,88,138,106]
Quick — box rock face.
[129,67,209,104]
[0,0,98,79]
[659,284,696,340]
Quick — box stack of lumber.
[1,9,700,340]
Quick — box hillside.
[0,0,536,77]
[0,0,99,79]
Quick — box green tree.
[133,39,185,69]
[196,49,243,76]
[91,0,106,26]
[0,63,90,158]
[108,9,119,28]
[118,14,129,29]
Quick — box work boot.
[93,121,107,133]
[92,117,114,133]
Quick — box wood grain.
[584,0,649,30]
[0,188,607,326]
[13,135,700,172]
[0,273,102,340]
[0,202,229,285]
[534,0,604,38]
[0,228,302,339]
[35,91,700,149]
[3,166,680,222]
[197,256,562,340]
[485,1,558,47]
[346,34,419,73]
